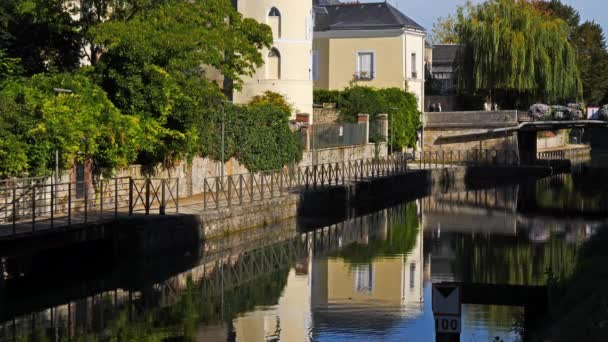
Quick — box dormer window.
[268,7,281,39]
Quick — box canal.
[1,156,607,341]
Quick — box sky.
[362,0,608,39]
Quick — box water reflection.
[1,170,605,341]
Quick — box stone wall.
[313,107,340,124]
[423,110,519,153]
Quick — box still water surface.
[1,158,607,342]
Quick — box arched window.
[268,7,281,38]
[267,48,281,80]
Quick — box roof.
[313,0,341,5]
[432,44,460,65]
[314,2,425,32]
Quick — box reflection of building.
[233,269,311,342]
[311,209,424,318]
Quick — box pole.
[221,103,225,179]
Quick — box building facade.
[313,2,427,111]
[233,0,314,117]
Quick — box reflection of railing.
[0,177,179,238]
[201,155,408,210]
[537,150,566,160]
[414,149,519,169]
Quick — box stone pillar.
[377,114,389,142]
[358,114,370,144]
[517,131,537,165]
[296,113,311,151]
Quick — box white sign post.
[432,283,461,335]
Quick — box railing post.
[160,179,166,215]
[68,183,72,226]
[228,176,233,206]
[250,173,254,202]
[50,182,54,229]
[100,179,104,220]
[128,178,133,216]
[12,186,16,236]
[114,178,118,219]
[442,151,445,168]
[239,175,244,205]
[84,182,88,223]
[215,178,220,210]
[144,178,150,215]
[175,179,179,213]
[31,185,36,233]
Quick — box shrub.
[529,104,551,120]
[313,89,342,106]
[566,103,585,120]
[597,105,608,121]
[249,91,293,115]
[551,105,568,120]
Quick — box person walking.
[437,102,443,112]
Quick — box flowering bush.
[551,105,568,120]
[566,103,585,120]
[597,105,608,121]
[528,104,551,120]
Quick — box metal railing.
[0,177,179,238]
[201,155,408,211]
[309,122,368,149]
[414,149,520,169]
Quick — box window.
[354,264,373,293]
[356,51,374,80]
[267,48,281,80]
[312,50,319,81]
[411,53,417,79]
[268,7,281,39]
[409,263,416,289]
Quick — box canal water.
[1,156,607,341]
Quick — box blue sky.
[362,0,608,39]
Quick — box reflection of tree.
[532,226,608,341]
[455,235,581,286]
[535,173,608,212]
[13,262,290,342]
[334,202,420,264]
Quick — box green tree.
[0,0,82,75]
[431,14,460,44]
[0,73,141,178]
[455,0,582,109]
[89,0,273,170]
[535,1,608,105]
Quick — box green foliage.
[455,0,582,109]
[431,14,460,44]
[89,0,275,171]
[0,0,81,75]
[315,86,421,150]
[313,89,343,106]
[0,73,141,178]
[199,103,303,172]
[249,91,294,115]
[0,49,21,81]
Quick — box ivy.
[314,86,422,150]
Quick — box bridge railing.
[414,149,519,169]
[201,155,408,211]
[0,177,179,238]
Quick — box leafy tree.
[431,15,459,45]
[535,1,608,105]
[249,91,294,115]
[0,73,141,178]
[455,0,582,109]
[0,0,81,75]
[89,0,273,170]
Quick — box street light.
[220,100,232,179]
[53,88,73,184]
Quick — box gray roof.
[432,44,460,65]
[314,2,425,32]
[314,0,341,5]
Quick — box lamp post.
[220,100,232,179]
[53,88,73,185]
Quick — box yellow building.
[313,2,427,111]
[232,0,314,117]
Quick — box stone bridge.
[423,110,608,164]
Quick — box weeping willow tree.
[455,0,582,109]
